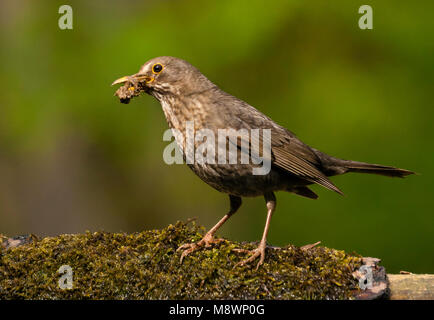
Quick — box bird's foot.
[300,241,321,251]
[177,233,225,263]
[233,242,267,270]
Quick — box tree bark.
[388,274,434,300]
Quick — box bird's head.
[112,56,214,103]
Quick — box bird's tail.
[312,148,415,178]
[337,159,414,178]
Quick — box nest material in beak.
[113,78,148,104]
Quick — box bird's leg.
[235,192,276,270]
[177,195,242,263]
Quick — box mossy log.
[0,221,427,300]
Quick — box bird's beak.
[111,76,129,86]
[111,74,154,86]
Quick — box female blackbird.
[113,56,414,269]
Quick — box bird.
[112,56,414,269]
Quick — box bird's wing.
[271,132,343,195]
[220,99,343,195]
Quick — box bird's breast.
[160,97,215,152]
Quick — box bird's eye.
[152,63,163,74]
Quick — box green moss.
[0,221,362,299]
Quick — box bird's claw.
[234,244,267,270]
[177,233,225,263]
[300,241,321,251]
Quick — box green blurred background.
[0,0,432,274]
